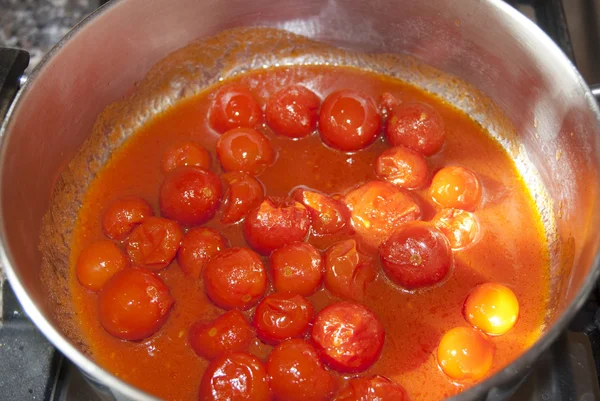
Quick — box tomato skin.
[243,197,311,255]
[189,310,254,360]
[266,85,321,138]
[431,208,480,250]
[324,239,377,301]
[291,187,350,235]
[208,84,263,133]
[102,196,153,241]
[319,89,381,151]
[430,166,482,211]
[333,375,409,401]
[375,146,428,190]
[311,302,385,373]
[159,167,222,226]
[177,227,227,279]
[464,283,519,335]
[379,92,402,117]
[267,339,336,401]
[199,352,271,401]
[270,242,324,296]
[76,240,130,292]
[216,128,275,175]
[203,247,267,310]
[386,102,445,156]
[437,326,495,382]
[126,217,183,271]
[161,141,211,173]
[221,171,265,224]
[98,267,174,341]
[253,293,314,344]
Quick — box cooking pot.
[1,0,600,400]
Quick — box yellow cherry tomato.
[464,283,519,335]
[437,326,494,382]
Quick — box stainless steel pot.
[1,1,600,400]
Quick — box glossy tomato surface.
[216,128,275,175]
[375,146,428,190]
[437,327,494,382]
[431,208,480,250]
[161,141,211,173]
[75,240,130,292]
[430,166,482,211]
[220,171,265,224]
[324,239,377,301]
[177,227,227,279]
[253,293,314,344]
[189,310,254,360]
[386,102,445,156]
[291,187,350,235]
[102,196,153,241]
[270,242,324,296]
[464,283,519,336]
[266,85,320,138]
[208,84,263,133]
[333,375,409,401]
[126,217,183,270]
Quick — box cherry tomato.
[386,102,445,156]
[375,146,428,189]
[75,240,130,292]
[324,239,377,301]
[221,171,265,224]
[243,197,311,255]
[267,339,336,401]
[126,217,183,270]
[208,84,263,133]
[102,196,153,241]
[431,208,480,250]
[253,293,314,344]
[199,352,270,401]
[189,310,254,360]
[333,375,409,401]
[464,283,519,335]
[159,167,222,226]
[344,181,420,247]
[177,227,227,279]
[266,85,321,138]
[379,221,452,289]
[98,267,174,341]
[270,242,324,296]
[379,92,402,116]
[319,89,381,151]
[216,128,275,175]
[430,166,482,211]
[291,187,350,235]
[437,326,495,382]
[311,301,384,373]
[161,141,211,173]
[203,247,267,310]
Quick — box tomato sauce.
[70,65,549,401]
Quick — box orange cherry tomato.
[324,239,377,301]
[375,146,428,189]
[216,127,275,175]
[267,339,337,401]
[220,171,265,224]
[431,208,480,250]
[333,375,409,401]
[437,326,495,382]
[188,310,254,360]
[266,85,321,138]
[270,242,324,296]
[319,89,381,151]
[291,187,350,235]
[464,283,519,335]
[386,102,445,156]
[98,267,174,341]
[203,247,267,310]
[253,293,314,344]
[177,227,227,279]
[126,217,183,271]
[430,166,482,211]
[75,240,130,292]
[161,141,211,173]
[208,84,263,133]
[311,301,384,373]
[102,196,153,241]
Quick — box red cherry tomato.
[161,141,211,173]
[464,283,519,336]
[430,166,482,211]
[311,301,385,373]
[189,310,254,360]
[199,352,270,401]
[126,217,183,270]
[75,240,130,292]
[319,89,382,151]
[253,293,314,344]
[159,167,222,226]
[203,247,267,310]
[291,187,350,235]
[379,92,402,116]
[208,84,263,133]
[437,327,495,382]
[270,242,324,296]
[333,375,409,401]
[324,239,377,301]
[216,128,275,175]
[266,85,321,138]
[102,196,153,241]
[344,181,420,247]
[386,102,445,156]
[98,267,174,341]
[379,221,452,289]
[267,339,336,401]
[431,208,480,250]
[177,227,227,279]
[243,197,311,255]
[375,146,428,189]
[221,171,265,224]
